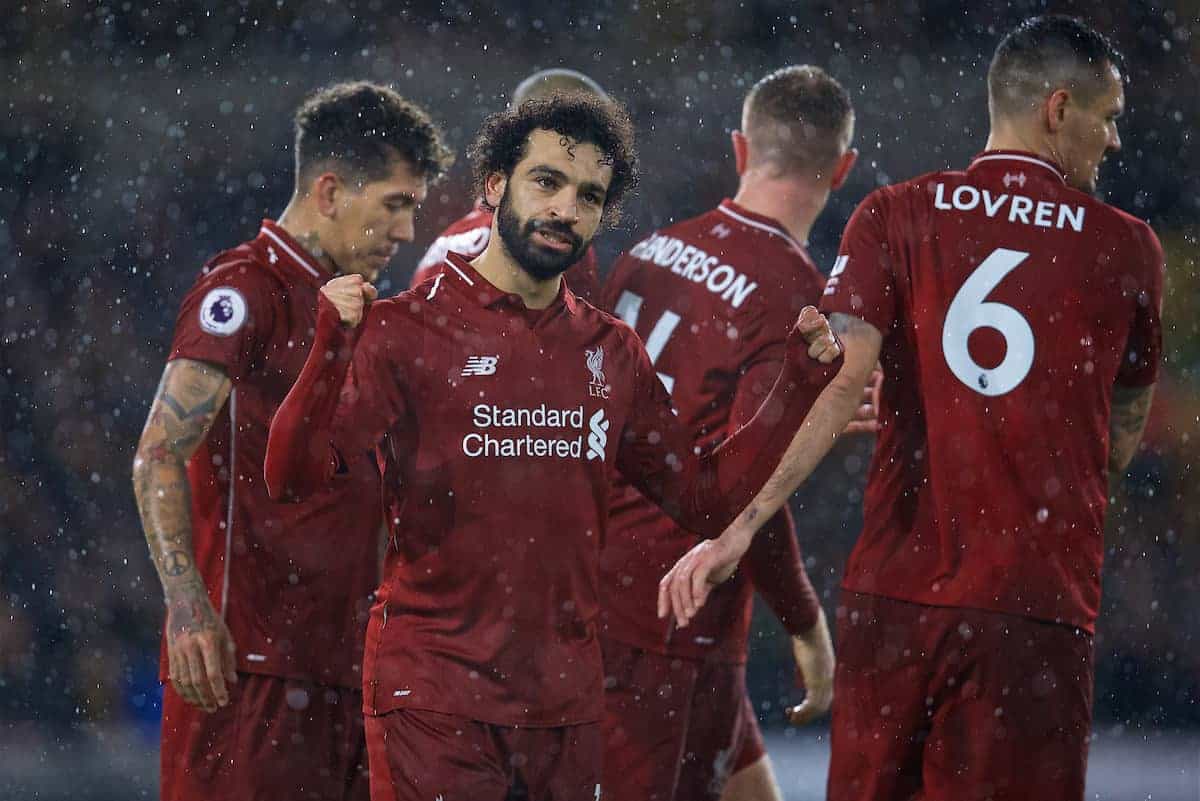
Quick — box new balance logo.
[710,223,732,239]
[586,410,609,461]
[461,355,499,376]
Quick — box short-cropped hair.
[743,65,855,178]
[511,69,609,107]
[468,93,639,227]
[989,15,1126,117]
[293,81,453,189]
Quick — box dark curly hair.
[294,81,454,189]
[468,93,639,227]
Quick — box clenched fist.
[792,306,842,363]
[321,274,378,328]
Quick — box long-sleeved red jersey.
[266,253,838,726]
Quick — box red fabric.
[410,202,601,302]
[364,709,600,801]
[163,221,382,687]
[598,200,825,663]
[265,253,839,727]
[820,151,1164,631]
[160,673,368,801]
[828,592,1094,801]
[600,636,765,801]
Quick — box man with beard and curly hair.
[264,93,844,800]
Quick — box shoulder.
[1083,196,1162,259]
[192,241,289,299]
[572,298,646,361]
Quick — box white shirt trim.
[260,226,323,278]
[716,205,805,251]
[970,153,1065,184]
[442,258,476,286]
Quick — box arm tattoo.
[1108,383,1155,495]
[133,359,232,628]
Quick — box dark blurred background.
[2,1,1198,798]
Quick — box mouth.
[531,228,577,254]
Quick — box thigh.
[720,755,783,801]
[923,612,1095,801]
[511,722,602,801]
[677,662,757,801]
[163,673,360,801]
[160,680,242,801]
[601,637,699,801]
[826,593,937,801]
[365,708,510,801]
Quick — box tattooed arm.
[658,313,882,626]
[1108,383,1156,498]
[132,358,237,712]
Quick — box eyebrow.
[381,191,419,203]
[527,165,569,182]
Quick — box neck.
[985,122,1062,167]
[471,232,562,310]
[276,198,339,274]
[731,171,828,245]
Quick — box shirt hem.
[839,584,1096,634]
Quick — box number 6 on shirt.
[614,290,682,395]
[941,247,1034,397]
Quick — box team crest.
[586,346,610,399]
[199,287,247,336]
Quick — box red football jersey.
[266,253,839,726]
[411,201,601,302]
[165,220,383,688]
[821,151,1164,631]
[598,200,825,663]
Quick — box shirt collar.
[716,199,806,251]
[967,150,1067,184]
[256,220,334,284]
[442,252,578,319]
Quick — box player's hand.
[656,528,751,628]
[787,609,835,726]
[321,274,378,328]
[843,366,883,434]
[792,306,841,364]
[165,583,238,713]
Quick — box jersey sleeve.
[819,190,898,332]
[168,263,278,381]
[723,272,823,635]
[739,505,820,636]
[265,295,408,501]
[1114,223,1165,388]
[616,328,840,538]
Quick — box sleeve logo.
[199,287,248,336]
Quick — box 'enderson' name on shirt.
[933,182,1085,232]
[627,234,759,309]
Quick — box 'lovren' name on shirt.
[933,182,1086,231]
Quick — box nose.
[547,188,580,225]
[1108,126,1122,153]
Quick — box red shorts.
[828,592,1095,801]
[160,672,368,801]
[364,708,601,801]
[600,636,765,801]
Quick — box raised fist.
[321,274,378,328]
